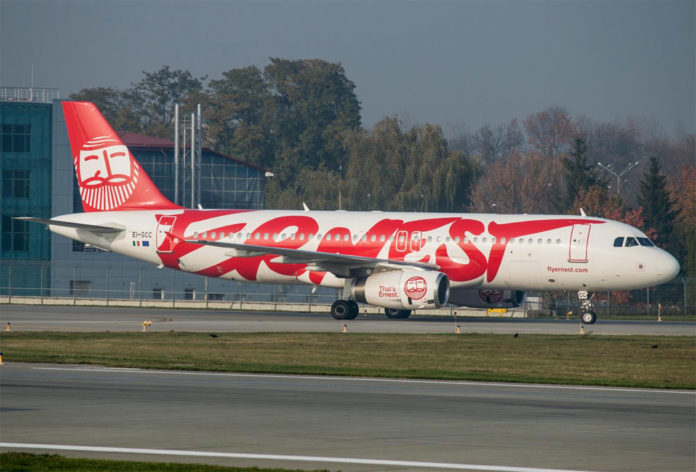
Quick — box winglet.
[302,202,310,212]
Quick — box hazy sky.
[2,0,694,136]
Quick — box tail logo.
[76,137,140,211]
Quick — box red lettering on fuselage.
[157,212,605,286]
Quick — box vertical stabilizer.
[62,101,181,212]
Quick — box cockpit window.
[625,237,639,247]
[613,237,624,247]
[638,237,654,247]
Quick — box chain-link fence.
[522,278,696,318]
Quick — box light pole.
[596,161,640,196]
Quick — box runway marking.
[31,366,695,395]
[0,442,597,472]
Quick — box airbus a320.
[19,102,680,324]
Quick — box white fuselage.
[48,209,680,293]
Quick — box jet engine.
[449,288,526,308]
[351,271,450,310]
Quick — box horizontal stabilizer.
[16,217,125,234]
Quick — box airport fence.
[0,260,694,317]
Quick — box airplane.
[18,101,680,324]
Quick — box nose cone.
[656,250,680,283]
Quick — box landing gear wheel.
[581,311,597,325]
[384,308,412,319]
[331,300,359,320]
[346,300,359,320]
[331,300,351,320]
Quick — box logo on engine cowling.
[404,276,427,300]
[478,289,504,304]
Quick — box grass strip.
[0,452,328,472]
[1,332,694,389]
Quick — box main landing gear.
[578,290,597,324]
[385,308,412,319]
[331,299,359,320]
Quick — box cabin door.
[568,224,591,263]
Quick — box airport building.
[1,87,276,301]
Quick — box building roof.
[117,131,268,173]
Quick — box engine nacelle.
[449,288,526,308]
[351,271,450,310]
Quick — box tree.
[264,58,361,175]
[637,157,679,252]
[560,136,601,212]
[572,185,625,219]
[523,107,576,159]
[69,87,140,132]
[205,66,275,168]
[128,66,207,137]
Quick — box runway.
[1,363,694,472]
[2,305,695,335]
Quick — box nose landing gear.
[578,290,597,324]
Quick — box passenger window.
[202,232,208,238]
[556,238,561,245]
[371,234,376,242]
[613,237,624,247]
[326,234,332,241]
[528,238,533,244]
[193,232,198,238]
[546,239,552,244]
[537,238,542,244]
[309,234,315,241]
[482,237,487,244]
[625,237,639,247]
[380,235,385,242]
[299,233,305,241]
[255,233,260,240]
[638,237,654,247]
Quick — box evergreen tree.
[560,136,600,211]
[637,156,679,251]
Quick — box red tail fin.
[62,101,181,212]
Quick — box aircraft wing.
[184,239,439,278]
[16,217,125,234]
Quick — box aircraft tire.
[331,300,351,320]
[581,311,597,324]
[346,300,359,320]
[385,308,412,319]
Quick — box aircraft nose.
[656,250,680,282]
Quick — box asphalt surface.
[2,305,695,335]
[1,363,694,472]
